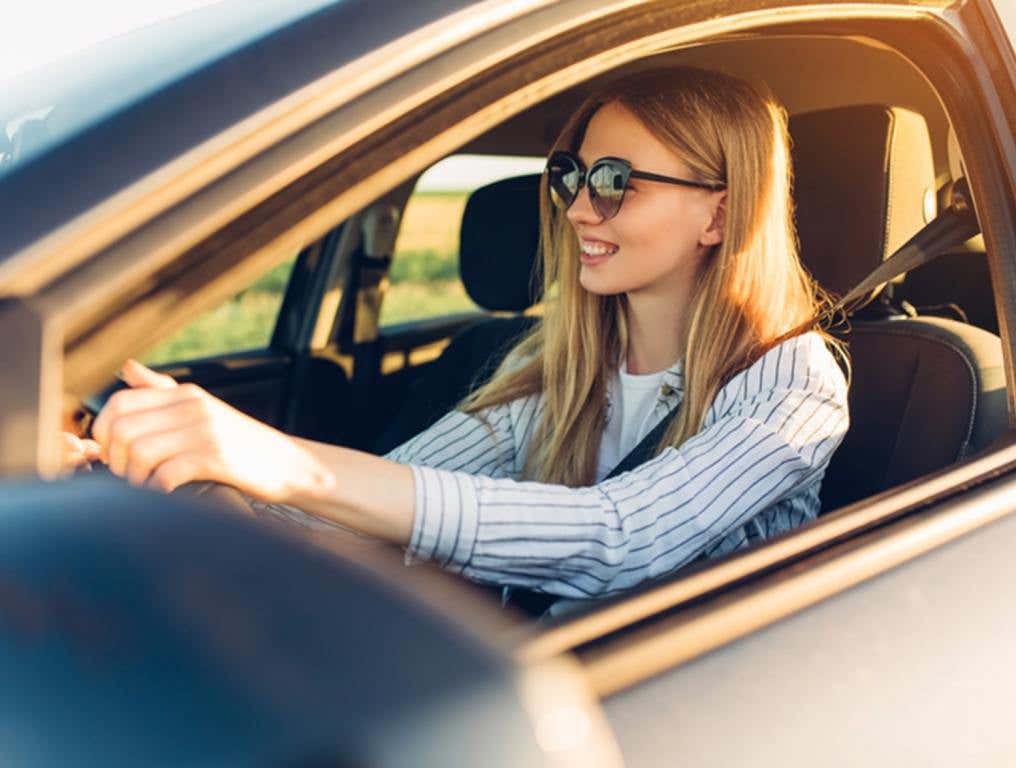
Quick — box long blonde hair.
[461,67,848,486]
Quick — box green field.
[142,191,475,365]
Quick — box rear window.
[380,153,545,326]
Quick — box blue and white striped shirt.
[384,330,849,599]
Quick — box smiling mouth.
[579,239,619,263]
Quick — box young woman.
[85,67,850,600]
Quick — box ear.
[699,192,726,247]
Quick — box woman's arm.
[94,334,846,598]
[385,332,849,596]
[90,359,521,546]
[285,438,415,543]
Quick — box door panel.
[355,312,483,452]
[157,354,293,428]
[602,475,1016,767]
[130,228,355,437]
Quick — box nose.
[565,184,604,226]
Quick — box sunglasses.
[546,150,725,221]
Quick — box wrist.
[284,436,340,504]
[285,439,414,545]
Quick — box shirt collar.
[658,357,685,407]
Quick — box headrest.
[790,105,937,302]
[459,174,543,312]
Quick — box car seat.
[789,105,1007,511]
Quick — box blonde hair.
[461,67,849,486]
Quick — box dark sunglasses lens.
[547,154,581,210]
[588,161,626,220]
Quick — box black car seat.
[376,105,1008,516]
[788,105,1007,512]
[895,246,999,336]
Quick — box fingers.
[60,433,103,474]
[124,426,217,488]
[121,358,177,390]
[104,397,207,477]
[148,452,214,493]
[93,382,205,451]
[80,439,102,460]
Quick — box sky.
[4,1,547,189]
[998,3,1016,46]
[4,1,225,82]
[416,154,546,192]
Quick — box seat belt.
[604,404,679,479]
[350,204,400,444]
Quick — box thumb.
[120,358,177,390]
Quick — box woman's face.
[565,101,725,299]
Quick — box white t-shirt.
[595,359,672,481]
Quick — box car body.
[2,0,1016,765]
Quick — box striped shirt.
[382,330,849,599]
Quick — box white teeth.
[582,242,618,256]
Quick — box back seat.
[376,104,1008,514]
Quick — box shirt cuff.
[404,465,479,573]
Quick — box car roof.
[0,0,482,264]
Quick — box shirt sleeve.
[250,398,528,533]
[384,403,521,479]
[403,332,850,598]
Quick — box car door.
[139,247,306,428]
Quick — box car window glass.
[142,256,297,365]
[996,1,1016,53]
[379,153,545,326]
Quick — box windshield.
[0,0,338,178]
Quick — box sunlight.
[3,1,226,84]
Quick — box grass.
[142,260,296,365]
[380,280,477,325]
[393,191,469,255]
[381,191,477,324]
[141,191,476,364]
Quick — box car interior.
[82,31,1008,614]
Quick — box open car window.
[142,255,298,365]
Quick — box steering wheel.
[80,459,257,517]
[76,383,260,518]
[176,480,259,517]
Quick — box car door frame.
[4,0,1016,654]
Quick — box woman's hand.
[90,359,336,502]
